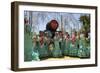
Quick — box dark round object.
[50,20,59,31]
[46,20,59,31]
[46,20,59,38]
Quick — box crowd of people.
[31,30,90,61]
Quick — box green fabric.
[68,40,78,57]
[24,25,33,61]
[38,42,49,58]
[32,42,40,61]
[52,39,62,57]
[63,40,71,56]
[69,47,78,57]
[86,46,90,57]
[78,48,87,58]
[60,39,66,56]
[77,38,90,58]
[32,51,40,61]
